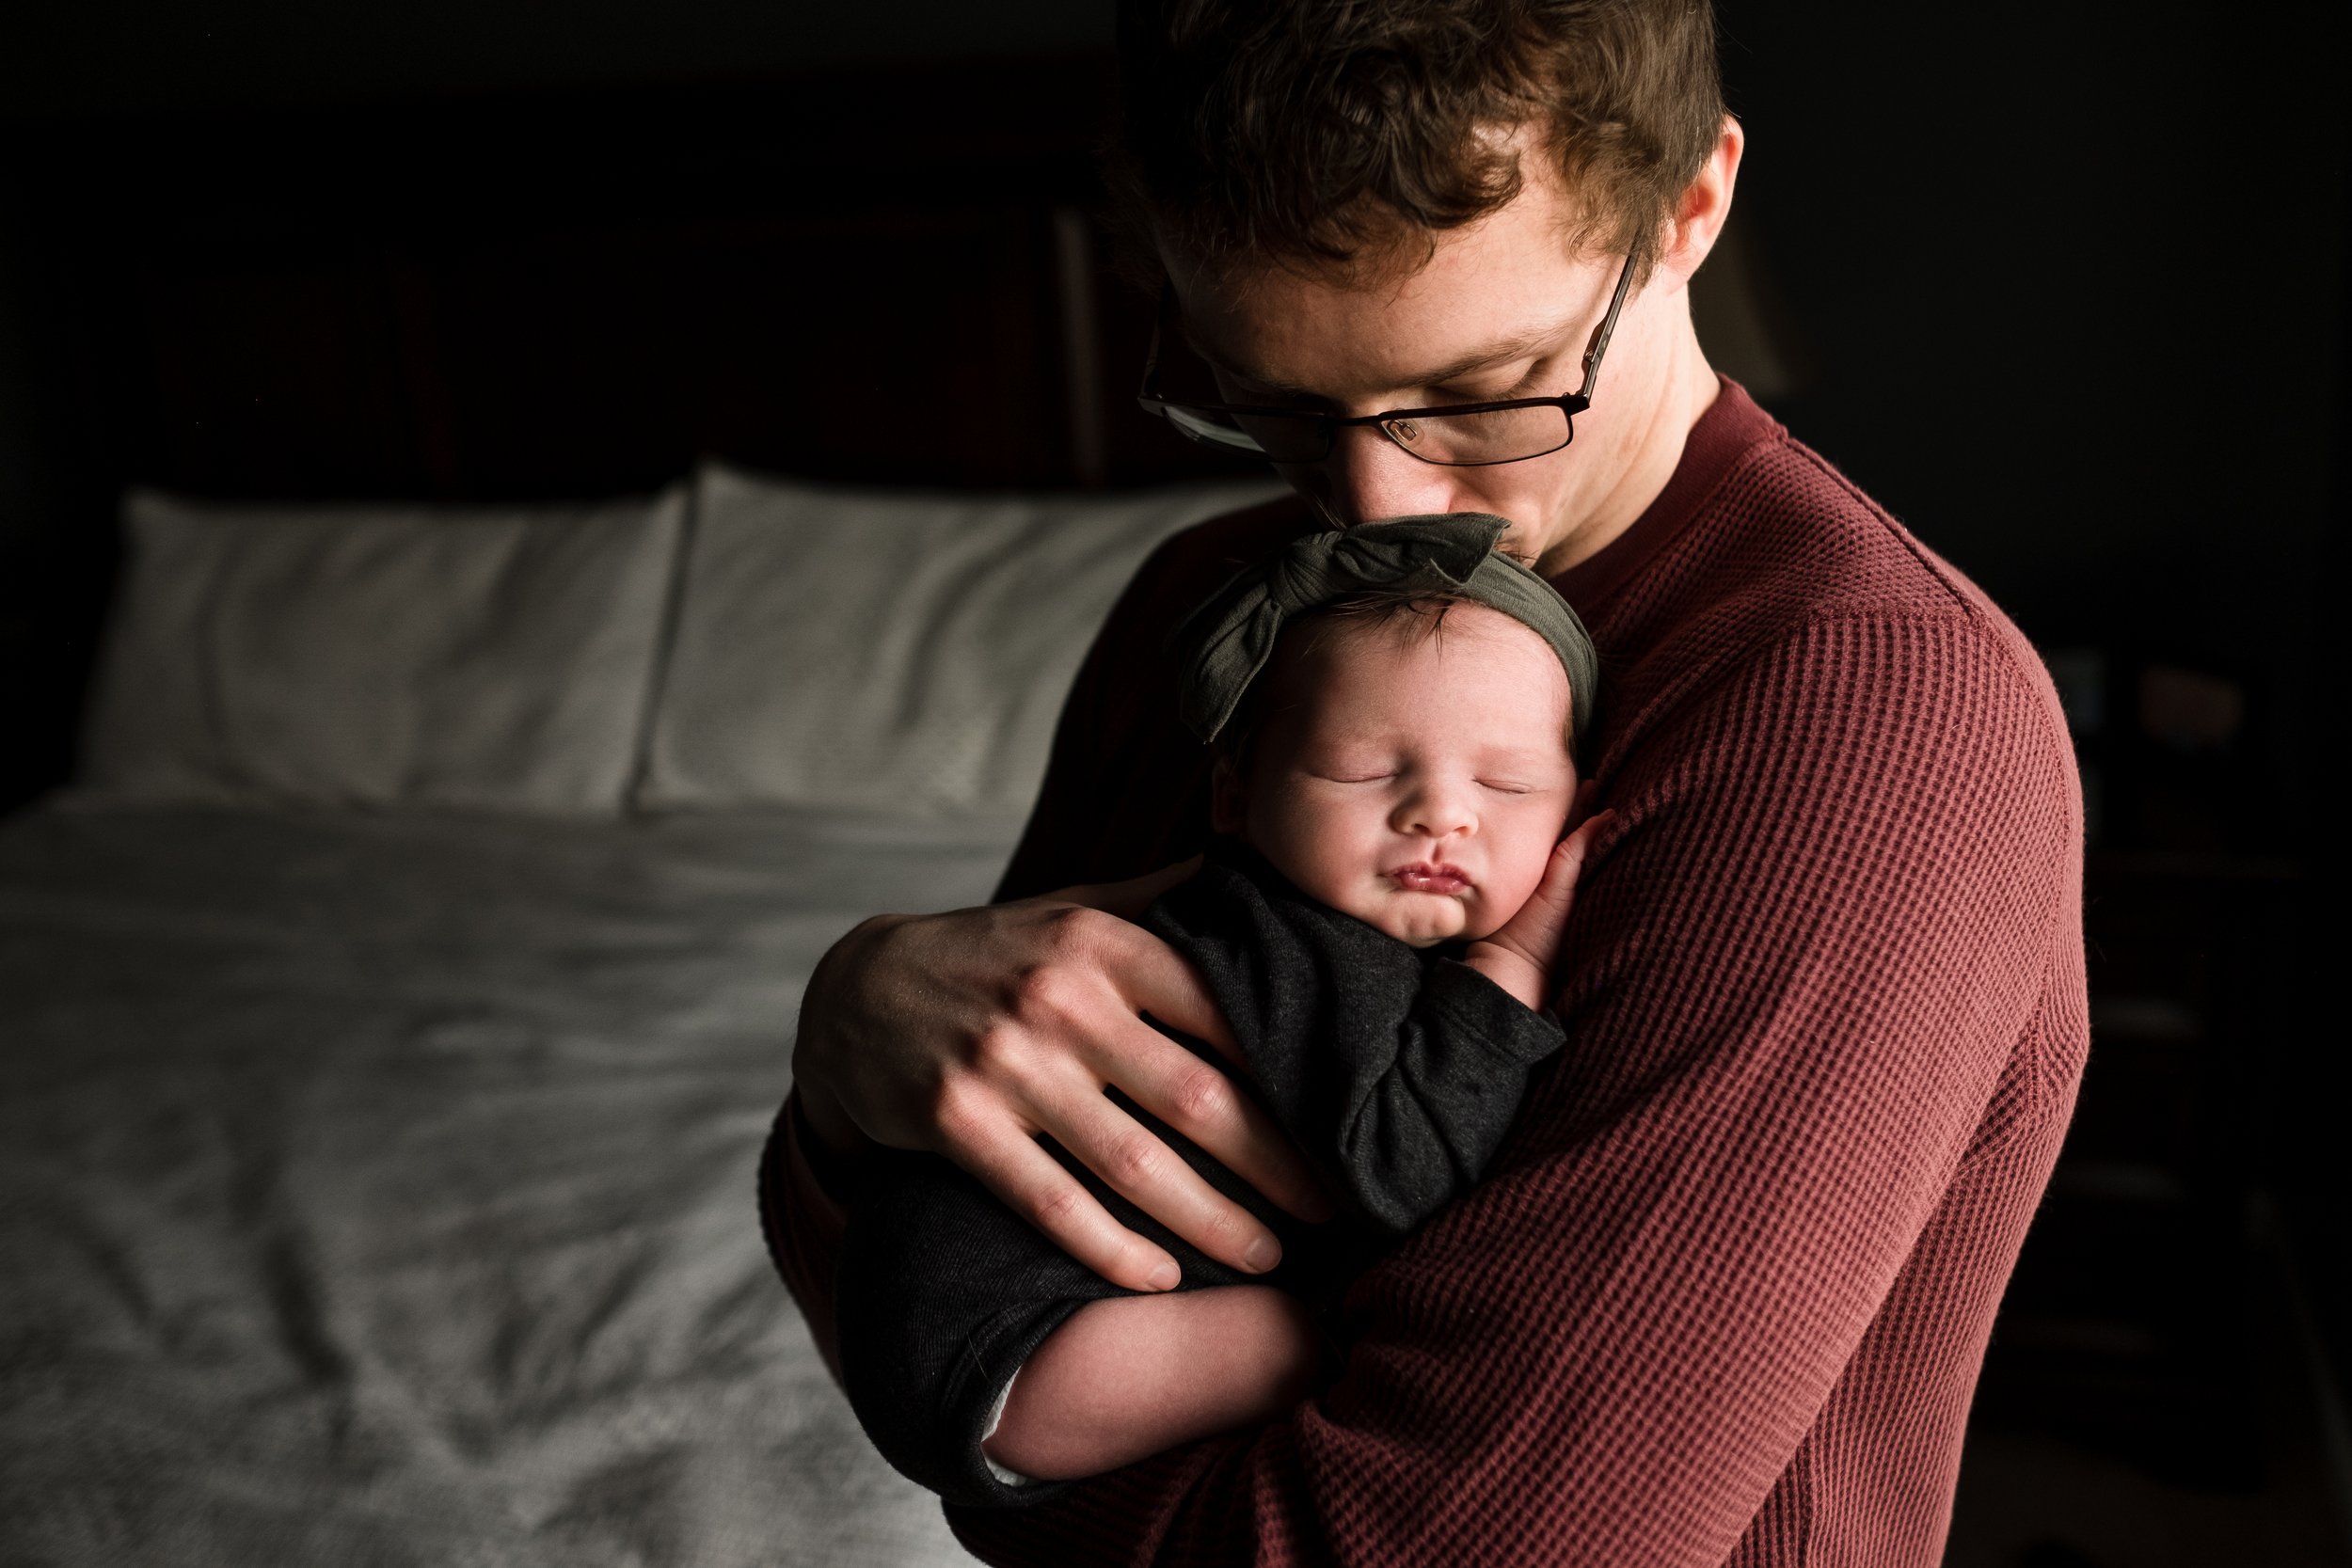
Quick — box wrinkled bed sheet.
[0,804,1020,1567]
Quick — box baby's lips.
[1388,863,1471,895]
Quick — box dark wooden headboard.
[21,55,1240,505]
[1,55,1263,806]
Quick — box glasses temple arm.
[1574,248,1644,404]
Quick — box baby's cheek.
[1248,811,1379,919]
[1457,899,1513,943]
[1475,839,1558,935]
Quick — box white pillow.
[74,487,688,815]
[639,464,1284,818]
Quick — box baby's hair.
[1213,589,1576,774]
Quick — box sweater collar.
[1549,374,1784,611]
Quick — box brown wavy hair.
[1108,0,1724,286]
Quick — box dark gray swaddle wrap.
[834,840,1566,1508]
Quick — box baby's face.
[1218,603,1578,946]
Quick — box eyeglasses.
[1136,247,1641,467]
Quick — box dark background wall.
[1706,12,2347,1449]
[0,0,1115,111]
[1721,2,2343,849]
[3,0,2336,837]
[0,0,2345,1543]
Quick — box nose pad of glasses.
[1380,417,1422,448]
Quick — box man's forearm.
[982,1286,1326,1481]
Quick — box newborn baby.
[833,514,1606,1505]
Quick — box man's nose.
[1316,423,1465,525]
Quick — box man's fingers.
[1112,923,1239,1057]
[1091,927,1336,1226]
[961,1114,1186,1293]
[1041,1064,1299,1273]
[1107,1015,1338,1227]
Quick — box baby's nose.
[1392,782,1476,840]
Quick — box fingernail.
[1244,1234,1281,1273]
[1148,1258,1182,1291]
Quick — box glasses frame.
[1136,246,1643,467]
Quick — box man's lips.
[1387,863,1471,895]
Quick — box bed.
[0,464,1280,1565]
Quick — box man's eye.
[1431,359,1547,404]
[1478,780,1534,795]
[1434,383,1515,406]
[1314,770,1393,784]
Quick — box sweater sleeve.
[946,610,2082,1568]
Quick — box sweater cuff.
[789,1089,867,1208]
[758,1090,852,1388]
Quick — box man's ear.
[1208,753,1249,835]
[1657,112,1745,293]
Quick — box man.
[764,2,2088,1563]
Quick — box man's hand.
[1464,784,1615,1009]
[792,867,1334,1293]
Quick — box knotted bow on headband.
[1169,513,1598,757]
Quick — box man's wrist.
[791,911,910,1159]
[793,1077,867,1160]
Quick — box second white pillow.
[641,464,1283,818]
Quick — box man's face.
[1165,135,1693,575]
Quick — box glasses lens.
[1157,402,1266,454]
[1153,402,1333,462]
[1383,404,1572,466]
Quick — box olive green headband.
[1169,513,1598,759]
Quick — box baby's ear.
[1208,754,1248,834]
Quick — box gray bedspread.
[0,804,1016,1567]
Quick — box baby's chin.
[1338,886,1492,948]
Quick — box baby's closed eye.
[1303,763,1396,784]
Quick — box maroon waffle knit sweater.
[761,378,2089,1567]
